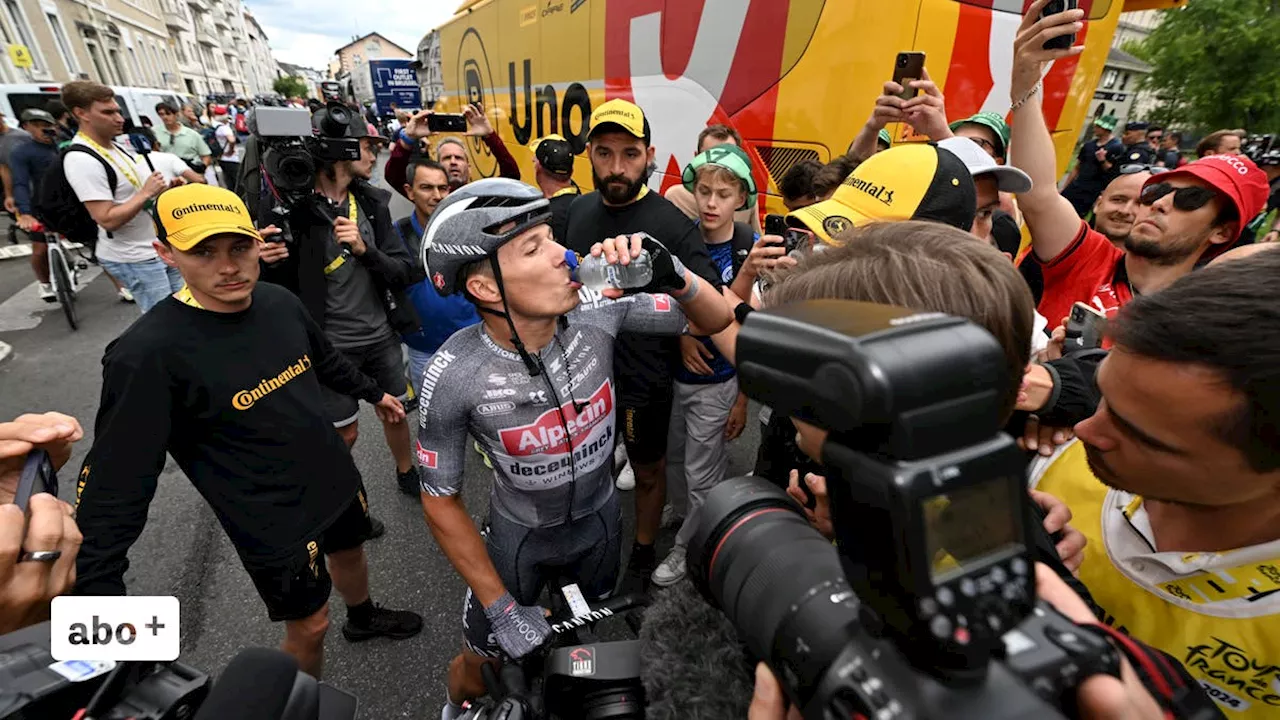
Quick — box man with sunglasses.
[1009,6,1270,327]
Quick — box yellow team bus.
[426,0,1180,215]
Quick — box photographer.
[0,412,83,635]
[258,106,425,512]
[75,186,422,679]
[1029,251,1280,719]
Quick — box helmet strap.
[483,255,543,376]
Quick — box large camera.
[248,101,363,215]
[687,300,1122,718]
[1241,134,1274,164]
[0,621,356,719]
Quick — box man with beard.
[562,99,724,592]
[1029,252,1280,719]
[1008,4,1270,326]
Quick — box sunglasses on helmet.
[1139,182,1219,212]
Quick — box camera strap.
[322,192,360,276]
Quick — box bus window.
[954,0,1111,21]
[114,95,135,126]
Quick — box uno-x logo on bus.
[499,380,612,456]
[456,28,500,178]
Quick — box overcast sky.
[248,0,458,70]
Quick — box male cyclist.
[414,178,730,719]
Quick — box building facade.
[1079,8,1162,144]
[0,0,281,101]
[329,32,409,78]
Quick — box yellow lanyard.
[323,193,359,275]
[551,184,580,199]
[76,133,141,190]
[174,285,204,309]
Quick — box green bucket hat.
[877,129,892,147]
[681,144,757,210]
[1093,114,1118,132]
[948,111,1011,156]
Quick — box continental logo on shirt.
[232,354,312,410]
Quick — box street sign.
[8,44,32,69]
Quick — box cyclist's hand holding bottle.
[483,592,551,659]
[584,233,691,299]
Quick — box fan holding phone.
[0,411,84,634]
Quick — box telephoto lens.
[686,476,859,707]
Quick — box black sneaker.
[341,604,423,642]
[396,468,419,496]
[367,516,386,540]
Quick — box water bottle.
[575,249,654,292]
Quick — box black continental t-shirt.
[74,283,384,596]
[562,187,723,402]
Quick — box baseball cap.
[154,184,259,252]
[19,109,55,125]
[1125,121,1150,132]
[1093,115,1117,132]
[681,144,757,210]
[948,111,1011,157]
[1145,154,1269,239]
[530,134,575,175]
[588,99,651,144]
[937,137,1032,194]
[788,143,977,244]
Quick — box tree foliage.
[273,76,309,99]
[1129,0,1280,133]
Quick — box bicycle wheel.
[50,248,78,331]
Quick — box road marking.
[0,244,32,261]
[0,266,103,332]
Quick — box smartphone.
[764,213,786,237]
[427,113,468,133]
[1041,0,1080,51]
[892,52,927,101]
[763,214,815,254]
[16,450,57,512]
[1064,301,1106,352]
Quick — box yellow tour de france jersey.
[1029,440,1280,718]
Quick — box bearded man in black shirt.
[562,100,726,591]
[74,185,422,678]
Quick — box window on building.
[128,47,145,86]
[44,12,78,76]
[173,35,186,63]
[1102,69,1119,89]
[108,48,128,84]
[85,41,109,83]
[1119,73,1130,91]
[3,0,44,72]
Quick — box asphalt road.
[0,162,761,718]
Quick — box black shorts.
[243,488,374,622]
[319,337,412,427]
[620,400,674,466]
[462,493,621,657]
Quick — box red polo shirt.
[1035,220,1134,327]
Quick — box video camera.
[248,101,362,220]
[686,300,1122,718]
[0,621,356,719]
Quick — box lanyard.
[323,192,359,275]
[76,133,141,190]
[174,285,204,309]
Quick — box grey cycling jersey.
[416,290,688,528]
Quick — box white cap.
[937,137,1033,194]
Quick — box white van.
[0,83,194,130]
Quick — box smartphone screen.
[892,52,927,101]
[15,450,57,511]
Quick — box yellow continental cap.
[155,184,259,251]
[788,144,976,245]
[588,99,650,142]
